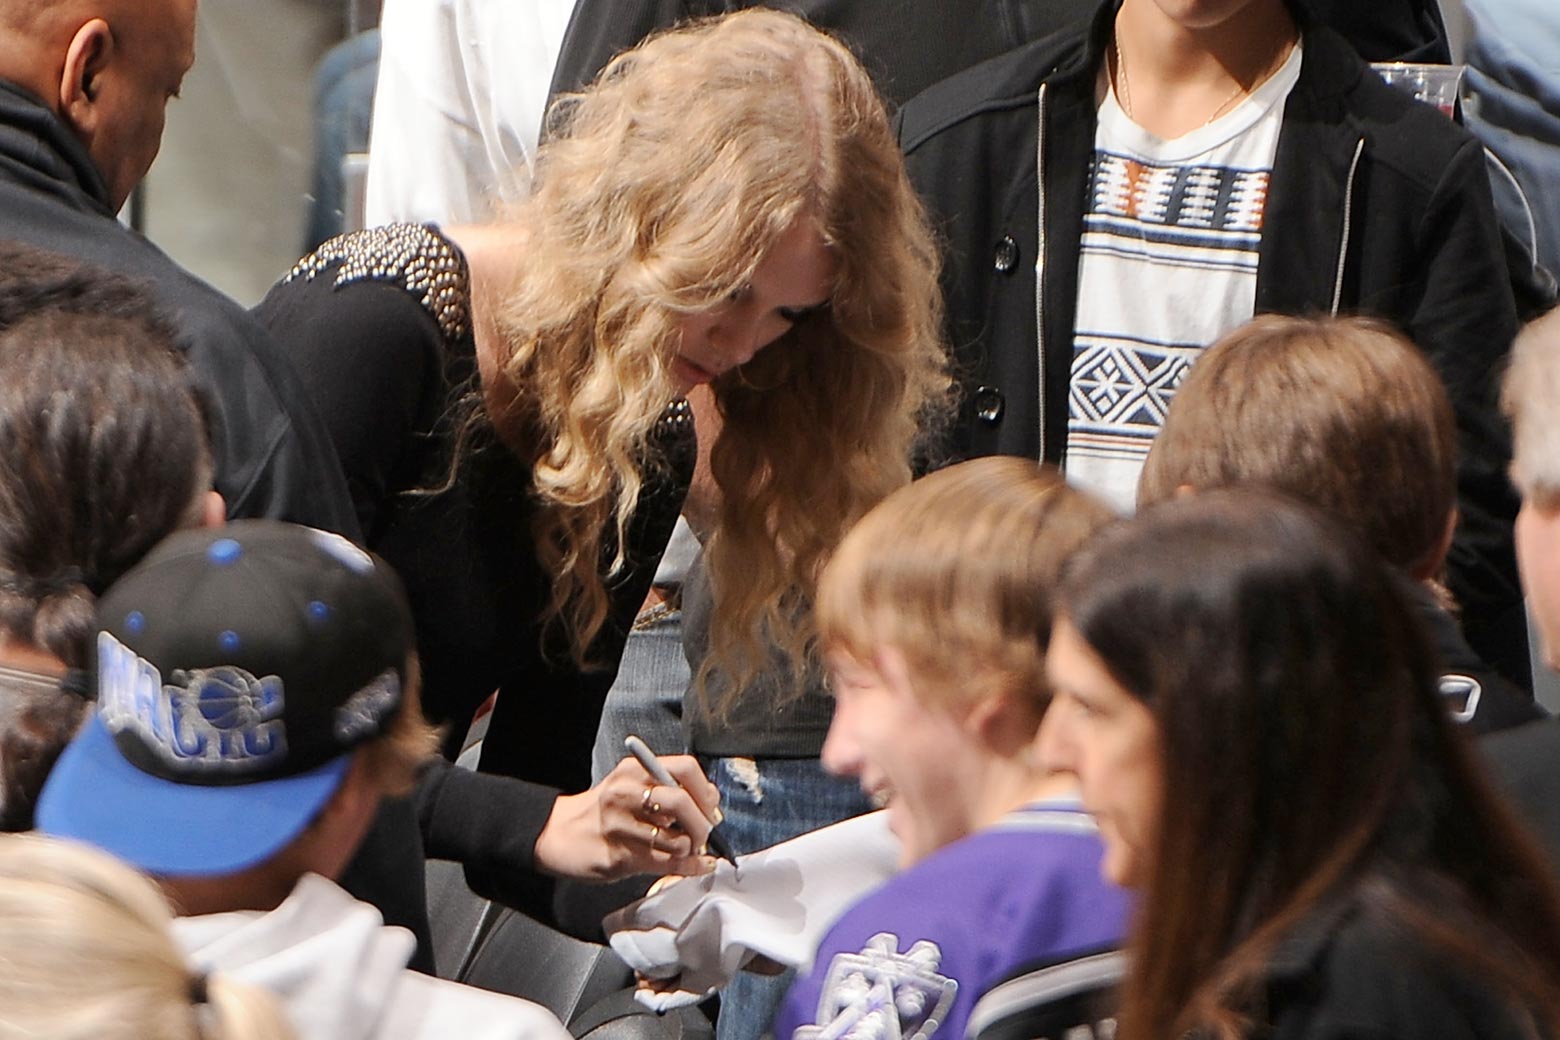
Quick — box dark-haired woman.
[1042,489,1560,1040]
[0,255,221,832]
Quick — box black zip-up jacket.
[547,0,1448,108]
[899,0,1534,681]
[0,80,359,539]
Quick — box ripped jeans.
[701,756,874,1040]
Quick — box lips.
[863,779,894,810]
[674,355,719,387]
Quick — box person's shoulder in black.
[252,222,474,541]
[1396,579,1547,735]
[1484,719,1560,880]
[1264,895,1540,1040]
[0,82,360,540]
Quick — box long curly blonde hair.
[493,9,950,703]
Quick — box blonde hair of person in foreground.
[0,832,296,1040]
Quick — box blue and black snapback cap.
[38,520,413,876]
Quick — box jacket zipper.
[1035,84,1048,460]
[1330,137,1364,315]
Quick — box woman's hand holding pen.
[533,753,722,881]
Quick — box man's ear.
[201,491,226,529]
[58,19,113,132]
[967,687,1042,756]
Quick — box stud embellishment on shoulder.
[284,224,471,342]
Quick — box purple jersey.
[774,800,1130,1040]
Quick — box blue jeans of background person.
[702,757,874,1040]
[307,28,380,251]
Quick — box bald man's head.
[0,0,197,210]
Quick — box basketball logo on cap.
[98,632,287,774]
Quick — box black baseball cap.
[38,521,413,875]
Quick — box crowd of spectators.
[2,0,1559,1038]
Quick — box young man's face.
[821,648,979,866]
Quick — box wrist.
[533,790,598,878]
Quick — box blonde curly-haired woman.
[256,7,948,875]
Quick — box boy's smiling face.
[820,647,983,866]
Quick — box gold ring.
[650,825,661,849]
[642,787,656,813]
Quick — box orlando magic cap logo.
[37,521,415,875]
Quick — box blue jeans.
[702,757,874,1040]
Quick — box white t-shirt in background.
[365,0,576,226]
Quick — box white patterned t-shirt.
[1065,43,1302,512]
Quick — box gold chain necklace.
[1112,29,1291,128]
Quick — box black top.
[549,0,1099,108]
[0,80,359,539]
[968,887,1543,1040]
[1482,718,1560,884]
[1404,578,1545,736]
[1256,892,1540,1040]
[252,224,693,793]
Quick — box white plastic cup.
[1371,62,1466,118]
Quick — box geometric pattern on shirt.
[1068,334,1200,453]
[1066,81,1284,512]
[797,932,958,1040]
[1085,151,1266,238]
[1081,152,1266,289]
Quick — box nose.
[709,312,769,369]
[820,702,863,779]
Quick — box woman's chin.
[1099,836,1140,888]
[671,356,714,393]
